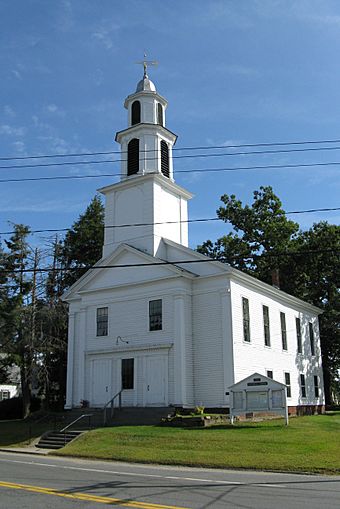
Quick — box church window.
[96,307,108,336]
[242,297,250,342]
[280,312,287,351]
[314,375,319,398]
[263,305,270,347]
[160,140,169,178]
[300,373,306,398]
[149,299,162,331]
[309,322,315,356]
[127,138,139,176]
[122,358,134,389]
[296,317,302,353]
[285,372,291,398]
[157,103,164,126]
[131,100,141,125]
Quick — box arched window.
[127,138,139,176]
[157,103,164,126]
[160,140,169,178]
[131,101,141,125]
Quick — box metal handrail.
[103,389,123,425]
[60,413,93,433]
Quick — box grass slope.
[54,412,340,474]
[0,420,52,447]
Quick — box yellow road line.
[0,481,190,509]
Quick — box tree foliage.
[198,186,299,284]
[61,195,104,290]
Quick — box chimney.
[271,268,280,289]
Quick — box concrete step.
[36,430,84,450]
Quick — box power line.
[1,160,340,184]
[1,207,339,236]
[3,137,340,161]
[4,145,340,171]
[1,248,339,274]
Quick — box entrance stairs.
[36,430,83,450]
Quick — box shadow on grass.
[147,421,285,432]
[0,420,54,447]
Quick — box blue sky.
[1,0,340,252]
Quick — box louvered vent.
[160,140,169,178]
[127,138,139,175]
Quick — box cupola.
[115,62,177,181]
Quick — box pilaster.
[64,311,75,409]
[220,288,234,405]
[174,294,187,406]
[77,308,86,405]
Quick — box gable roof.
[162,239,321,314]
[229,372,286,390]
[62,243,198,301]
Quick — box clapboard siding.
[230,278,324,407]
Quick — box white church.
[63,67,325,415]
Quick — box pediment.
[62,244,195,300]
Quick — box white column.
[77,308,86,405]
[64,311,75,409]
[174,295,186,406]
[220,288,234,405]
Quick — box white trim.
[98,173,192,200]
[86,342,173,356]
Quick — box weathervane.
[136,53,158,78]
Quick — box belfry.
[98,65,193,258]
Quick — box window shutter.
[127,138,139,176]
[160,140,169,178]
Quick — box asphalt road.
[0,451,339,509]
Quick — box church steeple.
[115,66,177,181]
[99,68,192,259]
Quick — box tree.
[0,225,33,417]
[281,222,340,404]
[34,196,105,409]
[198,186,299,285]
[198,187,340,404]
[61,195,104,290]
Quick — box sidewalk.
[0,446,52,455]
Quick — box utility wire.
[1,249,339,274]
[2,160,340,184]
[1,207,339,236]
[3,137,340,161]
[4,145,340,171]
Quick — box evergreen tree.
[1,225,33,417]
[61,195,104,289]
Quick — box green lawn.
[54,412,340,474]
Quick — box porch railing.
[103,389,123,426]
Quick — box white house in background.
[0,356,20,402]
[63,67,325,414]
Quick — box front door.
[91,358,111,406]
[145,356,166,405]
